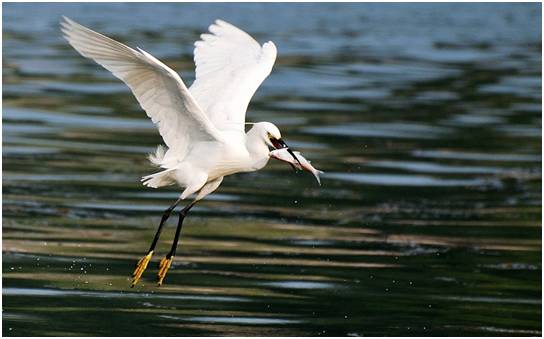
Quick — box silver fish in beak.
[270,148,324,185]
[270,137,303,169]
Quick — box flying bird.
[61,17,319,287]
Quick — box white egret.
[61,17,318,286]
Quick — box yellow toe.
[157,256,173,286]
[131,251,153,287]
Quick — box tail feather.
[141,168,176,188]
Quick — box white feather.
[148,145,167,166]
[61,16,224,162]
[190,19,277,132]
[61,18,318,196]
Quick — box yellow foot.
[131,251,153,287]
[157,256,173,286]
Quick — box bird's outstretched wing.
[190,20,277,132]
[61,17,224,158]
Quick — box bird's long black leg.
[131,197,182,287]
[148,198,183,253]
[157,200,197,286]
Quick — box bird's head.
[254,122,281,148]
[252,122,302,168]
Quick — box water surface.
[2,3,541,336]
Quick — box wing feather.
[190,20,277,132]
[61,17,223,159]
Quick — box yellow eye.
[267,132,273,139]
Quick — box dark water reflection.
[3,3,541,336]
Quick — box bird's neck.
[245,127,270,171]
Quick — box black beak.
[272,138,303,169]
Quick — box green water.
[2,3,541,336]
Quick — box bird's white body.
[62,17,283,202]
[143,125,272,200]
